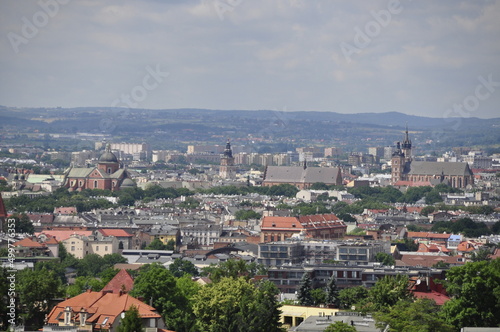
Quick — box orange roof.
[36,230,93,241]
[261,214,345,231]
[407,232,451,240]
[44,237,59,245]
[413,291,450,306]
[98,229,133,237]
[456,241,477,252]
[102,269,134,294]
[46,291,161,329]
[14,237,45,248]
[261,216,305,230]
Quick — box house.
[62,233,119,259]
[262,164,342,189]
[260,214,346,242]
[43,290,165,332]
[101,269,134,294]
[98,229,134,250]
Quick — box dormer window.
[80,308,87,326]
[64,306,72,325]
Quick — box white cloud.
[0,0,499,118]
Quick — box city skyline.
[1,0,499,119]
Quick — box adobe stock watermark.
[340,0,407,63]
[7,0,70,54]
[431,74,499,146]
[6,217,18,327]
[443,74,499,130]
[99,64,169,133]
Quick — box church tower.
[401,124,412,159]
[219,139,236,179]
[97,144,120,174]
[391,126,412,184]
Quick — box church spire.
[223,139,233,158]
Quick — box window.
[105,246,108,251]
[94,180,98,188]
[96,246,99,251]
[71,246,75,251]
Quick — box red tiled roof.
[261,214,345,231]
[261,216,305,230]
[14,237,45,248]
[102,269,134,294]
[98,229,133,237]
[44,237,59,245]
[36,230,93,241]
[46,291,161,328]
[413,291,451,306]
[407,232,451,240]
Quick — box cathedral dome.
[99,144,118,163]
[121,178,136,188]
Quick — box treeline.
[198,183,299,198]
[0,257,282,332]
[432,217,500,237]
[347,183,463,205]
[299,258,500,331]
[4,186,195,213]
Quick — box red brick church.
[63,144,136,191]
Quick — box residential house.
[260,214,346,243]
[43,290,165,332]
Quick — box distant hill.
[1,106,499,152]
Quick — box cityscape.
[1,1,500,332]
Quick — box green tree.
[311,288,326,306]
[297,272,314,306]
[324,321,357,332]
[202,259,266,283]
[441,258,500,329]
[17,268,63,329]
[130,264,176,316]
[338,286,369,310]
[366,275,414,312]
[420,206,436,216]
[192,277,284,332]
[118,305,143,332]
[145,238,167,250]
[375,252,395,266]
[234,209,261,220]
[169,258,199,277]
[325,275,340,307]
[470,247,492,262]
[374,298,454,332]
[66,276,106,297]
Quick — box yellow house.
[280,305,340,329]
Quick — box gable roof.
[46,291,160,328]
[13,237,45,248]
[98,229,133,238]
[101,269,134,294]
[263,166,341,185]
[36,230,93,241]
[407,161,473,176]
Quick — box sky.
[0,0,499,119]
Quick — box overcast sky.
[1,0,499,119]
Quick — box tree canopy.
[192,277,284,332]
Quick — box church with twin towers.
[391,127,473,188]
